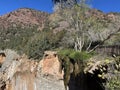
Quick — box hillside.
[0,7,120,59]
[0,8,49,30]
[0,8,49,57]
[0,7,120,58]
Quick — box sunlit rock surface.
[37,51,64,90]
[0,50,65,90]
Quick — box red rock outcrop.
[38,51,63,80]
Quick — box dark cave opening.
[68,72,106,90]
[86,65,108,90]
[86,73,106,90]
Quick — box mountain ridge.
[0,7,119,31]
[0,8,49,30]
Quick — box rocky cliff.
[0,50,65,90]
[0,50,119,90]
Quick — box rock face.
[0,50,65,90]
[0,51,118,90]
[37,51,64,90]
[7,72,36,90]
[39,51,63,80]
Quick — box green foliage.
[0,26,38,52]
[58,49,95,90]
[105,33,120,45]
[24,28,66,59]
[106,75,120,90]
[57,49,73,58]
[105,56,120,90]
[0,23,67,60]
[57,4,111,52]
[69,51,93,60]
[58,49,93,61]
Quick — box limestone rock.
[39,51,63,80]
[0,50,65,90]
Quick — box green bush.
[70,51,92,61]
[58,49,95,90]
[106,75,120,90]
[24,29,66,59]
[58,49,93,61]
[57,49,74,58]
[0,26,38,51]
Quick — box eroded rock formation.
[0,50,118,90]
[0,50,65,90]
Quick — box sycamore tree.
[52,0,120,52]
[52,0,100,52]
[66,7,120,52]
[59,0,120,52]
[60,4,102,52]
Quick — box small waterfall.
[7,71,37,90]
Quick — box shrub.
[57,49,74,58]
[58,49,93,61]
[106,75,120,90]
[58,49,95,90]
